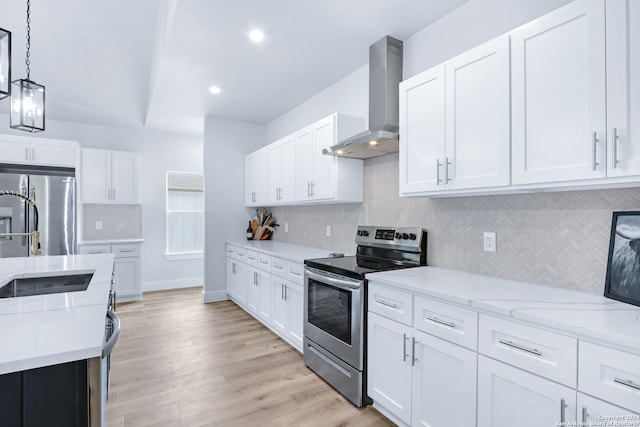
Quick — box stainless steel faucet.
[0,190,41,255]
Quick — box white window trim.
[164,251,204,261]
[166,171,204,256]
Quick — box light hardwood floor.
[106,287,394,427]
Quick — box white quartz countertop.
[0,254,115,375]
[367,267,640,355]
[226,240,339,263]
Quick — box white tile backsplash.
[83,204,142,240]
[270,153,640,294]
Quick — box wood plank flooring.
[106,287,394,427]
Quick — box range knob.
[409,233,417,240]
[363,230,369,237]
[395,232,401,239]
[402,233,409,240]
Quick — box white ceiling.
[0,0,469,135]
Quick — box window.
[166,171,204,259]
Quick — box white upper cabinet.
[247,113,364,207]
[81,148,140,204]
[511,0,606,184]
[0,134,77,168]
[399,64,445,195]
[245,147,267,207]
[606,0,640,177]
[399,35,510,196]
[445,35,511,190]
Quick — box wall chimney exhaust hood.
[324,35,403,159]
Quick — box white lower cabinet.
[270,276,303,351]
[79,242,142,302]
[477,355,576,427]
[226,245,304,353]
[577,392,640,424]
[367,288,477,427]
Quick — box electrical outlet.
[483,232,496,252]
[284,223,289,233]
[326,225,331,237]
[95,221,103,231]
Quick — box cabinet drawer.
[112,244,140,258]
[414,296,478,350]
[79,245,111,255]
[225,244,236,257]
[579,341,640,413]
[271,257,287,278]
[235,247,246,262]
[287,262,304,284]
[367,282,413,326]
[478,314,577,387]
[258,253,271,272]
[246,250,258,267]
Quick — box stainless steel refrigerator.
[0,165,77,258]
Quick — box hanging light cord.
[25,0,31,80]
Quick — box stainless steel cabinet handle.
[426,316,456,328]
[281,283,284,300]
[377,300,398,309]
[498,339,543,356]
[402,333,408,362]
[436,159,442,185]
[25,147,29,161]
[284,284,288,301]
[614,378,640,391]
[232,263,236,274]
[307,181,311,197]
[560,398,566,424]
[102,310,121,358]
[582,407,588,423]
[412,337,417,366]
[309,181,315,196]
[445,157,452,183]
[612,127,619,169]
[592,132,599,171]
[118,249,135,253]
[31,148,35,161]
[112,189,116,200]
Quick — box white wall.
[202,117,264,302]
[0,113,204,292]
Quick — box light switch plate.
[95,221,103,231]
[326,225,331,237]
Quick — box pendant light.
[0,28,10,99]
[11,0,45,132]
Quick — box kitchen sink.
[0,272,94,298]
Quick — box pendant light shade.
[11,0,45,133]
[10,79,45,132]
[0,28,10,99]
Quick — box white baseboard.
[143,277,203,293]
[203,289,229,303]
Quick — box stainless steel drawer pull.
[445,157,452,183]
[612,127,619,169]
[614,378,640,391]
[582,407,588,423]
[118,249,135,253]
[412,337,417,366]
[560,399,566,423]
[290,270,301,277]
[426,316,456,328]
[403,333,408,362]
[592,131,599,171]
[498,339,542,356]
[377,300,398,309]
[436,159,442,185]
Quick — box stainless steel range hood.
[324,35,403,159]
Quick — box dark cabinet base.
[0,360,89,427]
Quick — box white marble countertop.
[367,267,640,355]
[226,240,338,263]
[0,254,115,375]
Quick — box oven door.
[304,267,364,370]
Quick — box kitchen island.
[0,254,115,375]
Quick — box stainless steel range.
[303,225,427,407]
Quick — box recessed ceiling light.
[249,30,265,42]
[209,86,221,95]
[369,140,378,146]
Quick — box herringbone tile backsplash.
[271,153,640,294]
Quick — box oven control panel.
[355,226,426,249]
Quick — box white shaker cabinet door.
[412,330,477,427]
[31,138,77,168]
[445,35,511,190]
[266,141,282,204]
[0,138,30,164]
[279,134,296,203]
[284,281,304,351]
[81,148,112,203]
[367,312,413,426]
[511,0,606,184]
[399,64,446,195]
[111,150,140,204]
[606,0,640,177]
[577,393,640,424]
[295,126,314,200]
[310,115,337,201]
[477,355,577,427]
